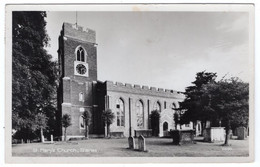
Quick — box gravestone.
[128,136,135,149]
[229,130,233,139]
[237,127,246,140]
[171,129,195,145]
[104,126,107,137]
[51,135,54,144]
[41,135,45,143]
[206,121,211,128]
[138,135,146,151]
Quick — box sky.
[45,11,250,92]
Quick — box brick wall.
[57,23,99,140]
[63,38,97,82]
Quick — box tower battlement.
[62,22,96,43]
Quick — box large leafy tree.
[179,71,217,129]
[12,12,57,141]
[204,78,249,145]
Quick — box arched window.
[154,101,161,112]
[79,92,84,102]
[116,98,125,126]
[136,100,144,128]
[79,115,85,129]
[76,46,86,62]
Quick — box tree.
[203,77,249,145]
[179,71,217,131]
[173,112,179,130]
[83,110,91,139]
[34,113,48,142]
[61,114,72,141]
[173,110,186,130]
[101,109,115,138]
[150,110,160,136]
[12,12,57,141]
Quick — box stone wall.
[102,81,185,137]
[106,81,184,99]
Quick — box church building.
[56,22,198,140]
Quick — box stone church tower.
[56,23,100,139]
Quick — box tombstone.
[229,130,233,139]
[51,135,54,144]
[206,121,211,128]
[21,139,24,144]
[128,136,135,149]
[41,135,45,143]
[138,135,146,152]
[237,127,246,140]
[104,126,107,137]
[171,129,195,145]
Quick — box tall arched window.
[136,100,144,128]
[76,46,86,62]
[154,101,161,112]
[116,98,125,126]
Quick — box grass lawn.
[12,137,249,157]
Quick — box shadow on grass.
[154,142,177,146]
[194,139,209,143]
[54,141,79,145]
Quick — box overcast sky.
[45,11,249,92]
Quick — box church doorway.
[163,122,169,137]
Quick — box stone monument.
[138,135,146,152]
[237,127,247,140]
[128,136,135,149]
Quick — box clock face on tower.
[74,62,89,77]
[76,64,87,75]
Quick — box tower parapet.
[63,22,96,44]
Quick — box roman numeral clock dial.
[76,64,87,75]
